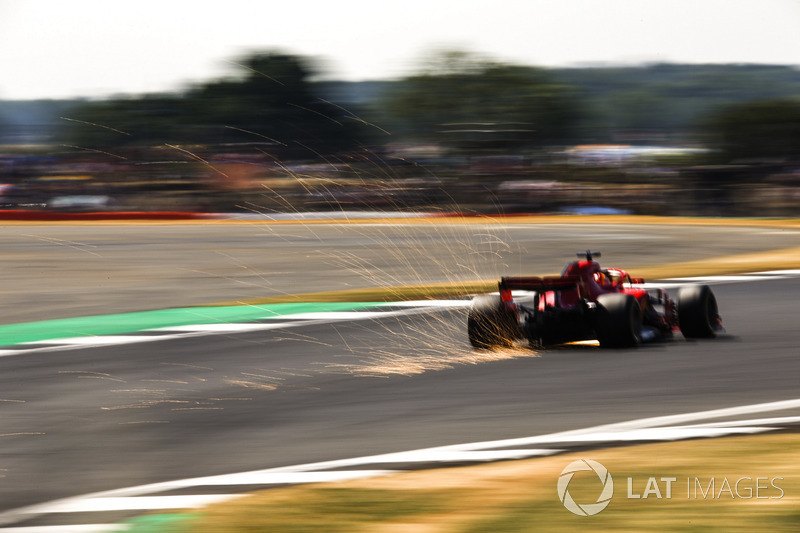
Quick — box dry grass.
[164,432,800,532]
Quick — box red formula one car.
[468,251,722,349]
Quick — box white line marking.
[434,398,800,452]
[378,300,472,308]
[24,336,166,346]
[131,470,397,488]
[37,494,246,513]
[264,311,414,320]
[0,305,467,358]
[4,267,800,357]
[666,275,787,282]
[759,269,800,275]
[281,449,562,464]
[662,270,800,285]
[0,526,129,533]
[681,415,800,428]
[2,398,796,528]
[539,426,773,443]
[152,323,287,333]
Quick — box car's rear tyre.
[468,295,518,349]
[678,285,718,338]
[596,293,642,348]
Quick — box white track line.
[1,398,797,529]
[0,305,467,358]
[634,269,798,289]
[377,300,472,308]
[1,278,799,530]
[0,526,129,533]
[33,495,247,514]
[2,270,799,357]
[24,336,170,346]
[666,275,786,282]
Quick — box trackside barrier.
[0,210,216,221]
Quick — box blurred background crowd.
[1,50,799,216]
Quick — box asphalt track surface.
[2,221,800,322]
[0,222,799,526]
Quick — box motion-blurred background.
[2,1,799,217]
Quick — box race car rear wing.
[498,275,583,302]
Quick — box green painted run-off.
[0,302,381,347]
[122,513,199,533]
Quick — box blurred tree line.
[62,53,375,158]
[552,63,800,144]
[4,50,800,163]
[702,99,800,162]
[378,50,582,150]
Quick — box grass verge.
[134,432,799,532]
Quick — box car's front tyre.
[596,293,643,348]
[678,284,719,338]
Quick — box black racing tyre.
[467,295,518,349]
[678,285,718,338]
[596,293,642,348]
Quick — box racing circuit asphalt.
[2,220,800,322]
[0,221,799,523]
